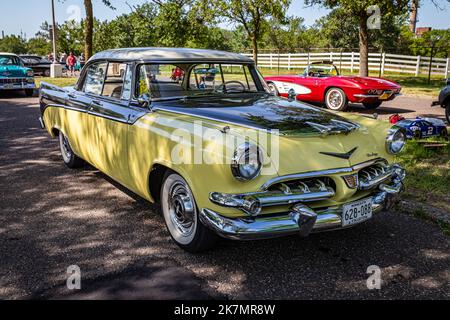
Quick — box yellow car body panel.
[43,104,394,219]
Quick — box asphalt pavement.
[0,92,448,300]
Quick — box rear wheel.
[363,101,382,109]
[325,87,348,111]
[59,132,84,168]
[44,69,51,77]
[161,173,217,253]
[441,128,448,140]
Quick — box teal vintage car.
[0,53,36,96]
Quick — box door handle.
[67,93,76,99]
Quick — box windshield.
[136,63,267,100]
[304,64,338,77]
[0,55,23,67]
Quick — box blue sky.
[0,0,449,38]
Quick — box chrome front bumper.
[0,83,36,90]
[200,182,402,241]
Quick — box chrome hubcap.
[60,134,72,161]
[168,182,196,238]
[328,90,342,109]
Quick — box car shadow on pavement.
[1,98,449,300]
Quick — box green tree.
[0,35,28,54]
[26,37,52,56]
[305,0,410,76]
[217,0,291,64]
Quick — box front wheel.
[161,173,217,253]
[59,132,84,168]
[325,88,348,111]
[363,101,382,109]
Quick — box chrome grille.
[358,162,392,190]
[0,78,27,84]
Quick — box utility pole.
[51,0,57,63]
[50,0,62,77]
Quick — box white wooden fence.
[242,52,450,78]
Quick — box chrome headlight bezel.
[231,142,263,181]
[26,70,34,77]
[386,127,406,154]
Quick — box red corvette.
[264,61,402,111]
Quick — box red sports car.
[264,61,402,111]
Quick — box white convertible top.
[90,47,254,63]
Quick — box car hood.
[153,95,360,136]
[0,65,29,77]
[339,76,400,88]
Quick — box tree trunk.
[84,0,93,60]
[252,34,258,65]
[409,0,419,34]
[359,14,369,77]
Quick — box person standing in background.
[79,53,86,70]
[66,52,77,77]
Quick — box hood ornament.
[320,147,358,160]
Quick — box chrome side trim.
[260,158,384,191]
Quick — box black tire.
[441,128,448,140]
[161,172,217,253]
[59,132,84,168]
[413,129,422,140]
[25,89,34,97]
[44,69,51,77]
[445,101,450,125]
[267,82,279,96]
[363,101,382,109]
[325,87,348,111]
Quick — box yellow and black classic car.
[39,48,406,252]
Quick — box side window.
[121,65,133,100]
[84,62,107,95]
[101,62,128,99]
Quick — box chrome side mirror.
[137,94,151,108]
[288,89,296,101]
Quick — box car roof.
[90,47,254,63]
[0,52,20,57]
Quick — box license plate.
[4,83,14,89]
[379,91,392,100]
[342,197,373,227]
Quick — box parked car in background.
[393,117,448,139]
[20,55,52,77]
[432,78,450,124]
[0,52,36,96]
[265,61,402,111]
[39,48,406,252]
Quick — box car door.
[88,62,147,187]
[65,61,108,165]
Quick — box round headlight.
[386,128,406,154]
[231,143,263,181]
[26,70,34,77]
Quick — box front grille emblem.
[342,174,359,189]
[320,147,358,160]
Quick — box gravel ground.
[0,92,448,300]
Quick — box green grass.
[397,138,450,196]
[35,77,78,89]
